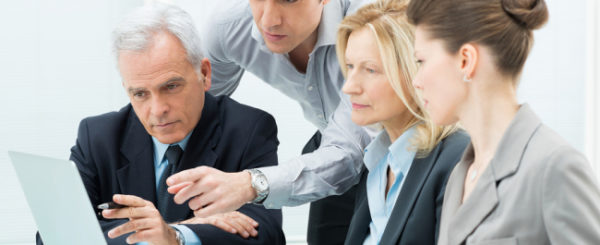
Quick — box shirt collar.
[250,0,343,53]
[152,132,192,167]
[363,126,417,176]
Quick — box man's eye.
[134,91,146,98]
[283,0,297,3]
[166,84,179,90]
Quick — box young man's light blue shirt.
[202,0,375,209]
[137,133,200,245]
[362,127,417,245]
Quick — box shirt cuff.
[172,224,202,245]
[258,161,302,209]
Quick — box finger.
[113,194,149,207]
[209,218,237,234]
[173,181,209,205]
[103,205,157,219]
[107,218,155,239]
[124,228,157,244]
[193,203,222,219]
[222,217,249,238]
[179,216,209,225]
[237,211,259,227]
[229,212,258,237]
[167,182,192,194]
[232,218,256,237]
[188,192,215,211]
[167,166,209,186]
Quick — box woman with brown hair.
[407,0,600,244]
[337,0,470,244]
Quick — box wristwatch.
[246,169,270,204]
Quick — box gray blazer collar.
[441,104,542,245]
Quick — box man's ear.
[458,43,478,80]
[201,58,212,91]
[322,0,331,6]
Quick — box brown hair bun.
[502,0,549,30]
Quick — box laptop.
[8,151,107,245]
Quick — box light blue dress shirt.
[202,0,375,208]
[362,127,417,245]
[137,133,200,245]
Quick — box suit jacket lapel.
[447,161,499,245]
[444,104,542,245]
[117,107,157,204]
[165,94,222,221]
[379,144,441,244]
[345,195,372,245]
[177,94,220,172]
[438,147,469,245]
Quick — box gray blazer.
[438,104,600,245]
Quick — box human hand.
[166,166,256,217]
[178,211,259,238]
[102,194,178,245]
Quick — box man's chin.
[264,42,293,54]
[153,133,185,145]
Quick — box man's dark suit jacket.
[344,131,469,245]
[38,93,285,245]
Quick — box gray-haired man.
[39,4,285,245]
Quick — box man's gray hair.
[112,3,203,70]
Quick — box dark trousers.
[303,131,358,245]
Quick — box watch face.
[256,176,268,191]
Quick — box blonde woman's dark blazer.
[345,131,470,245]
[437,104,600,245]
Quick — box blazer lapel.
[345,195,372,245]
[379,144,441,244]
[164,94,222,221]
[438,150,469,245]
[117,108,157,204]
[447,161,499,245]
[445,104,542,245]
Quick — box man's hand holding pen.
[100,194,178,245]
[99,194,260,243]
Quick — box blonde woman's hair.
[336,0,457,157]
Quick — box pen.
[97,201,127,210]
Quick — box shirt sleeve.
[202,20,245,97]
[542,146,600,244]
[259,94,374,208]
[172,224,202,245]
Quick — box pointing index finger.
[167,166,206,186]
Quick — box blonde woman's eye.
[346,64,354,70]
[366,68,376,73]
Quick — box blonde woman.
[338,1,469,244]
[408,0,600,244]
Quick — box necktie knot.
[165,145,183,167]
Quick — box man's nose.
[150,96,169,118]
[261,1,282,31]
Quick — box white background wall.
[0,0,596,244]
[586,0,600,180]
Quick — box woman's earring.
[463,74,472,82]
